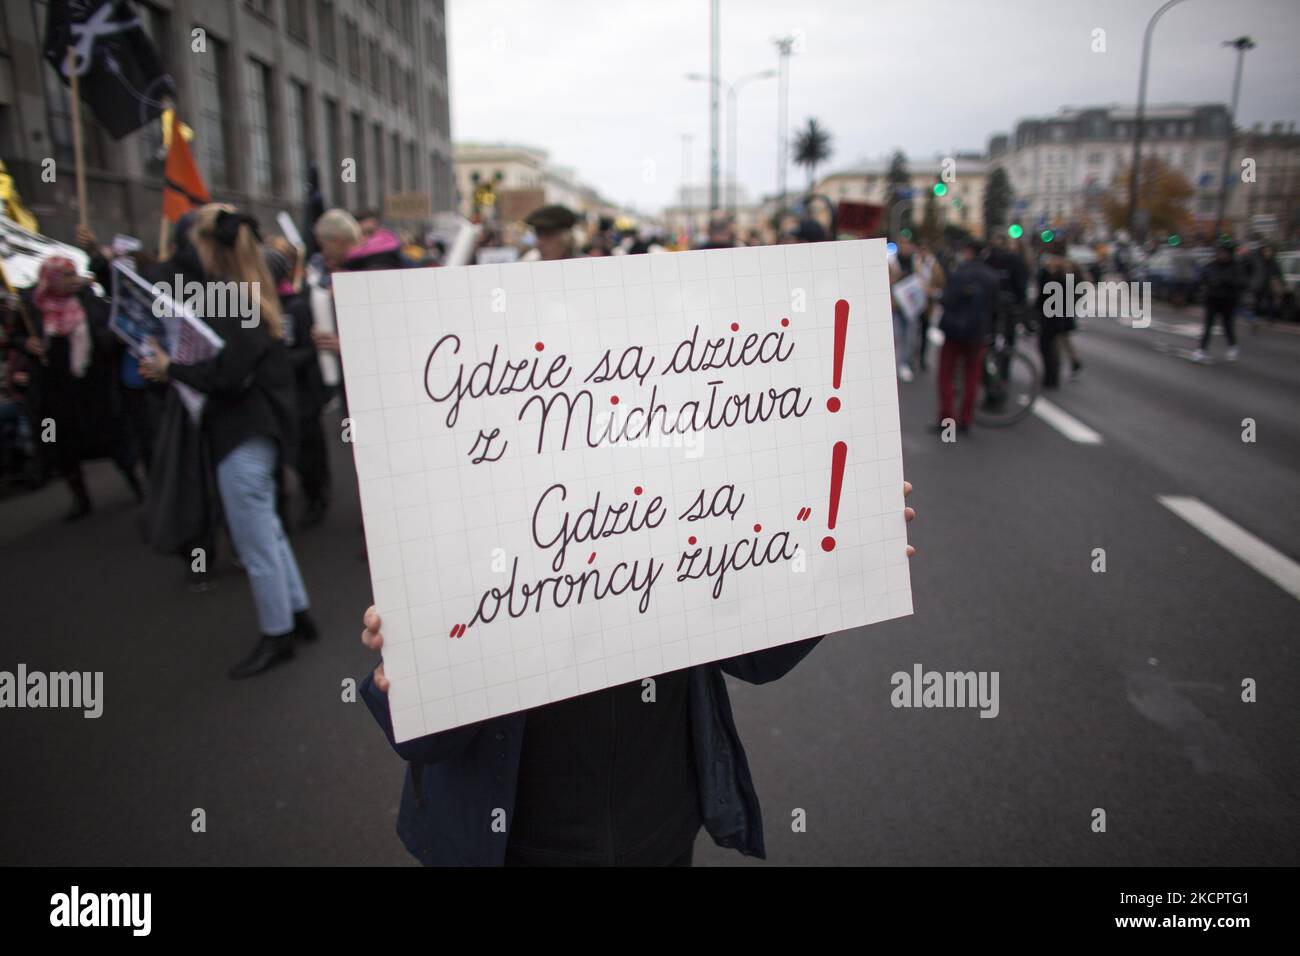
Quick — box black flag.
[43,0,175,140]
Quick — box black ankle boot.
[293,610,318,642]
[228,632,295,679]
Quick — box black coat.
[940,259,1000,343]
[361,636,824,866]
[285,292,329,421]
[13,287,129,467]
[167,315,298,465]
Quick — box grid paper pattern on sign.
[333,238,912,743]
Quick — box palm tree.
[792,118,833,191]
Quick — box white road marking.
[1032,398,1104,444]
[1158,496,1300,601]
[1150,319,1204,338]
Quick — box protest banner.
[333,239,911,742]
[383,192,433,223]
[108,260,223,423]
[0,215,90,288]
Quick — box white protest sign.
[334,239,911,743]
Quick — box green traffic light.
[1168,234,1181,246]
[1041,229,1054,243]
[1008,224,1023,239]
[933,182,948,197]
[900,228,913,240]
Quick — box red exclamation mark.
[822,441,847,552]
[827,298,849,413]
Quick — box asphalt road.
[2,301,1297,866]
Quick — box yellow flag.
[161,109,195,150]
[0,159,39,233]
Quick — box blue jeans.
[893,308,917,370]
[216,436,309,635]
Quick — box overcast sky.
[447,0,1300,214]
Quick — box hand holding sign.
[335,239,911,741]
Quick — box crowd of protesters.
[0,197,1287,678]
[0,202,439,680]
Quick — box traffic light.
[932,182,948,197]
[1008,223,1023,239]
[1168,234,1181,246]
[1041,229,1054,243]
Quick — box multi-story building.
[988,104,1240,236]
[0,0,454,246]
[1229,122,1300,240]
[988,104,1300,240]
[815,154,990,237]
[453,141,626,229]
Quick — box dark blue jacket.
[360,636,823,866]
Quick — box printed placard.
[334,238,911,742]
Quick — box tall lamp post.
[680,133,694,240]
[1213,36,1255,239]
[1129,0,1190,240]
[709,0,720,212]
[773,36,797,214]
[687,69,777,218]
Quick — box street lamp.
[1213,36,1256,239]
[1129,0,1190,240]
[774,36,797,212]
[687,69,777,217]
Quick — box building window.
[368,39,383,93]
[430,19,446,75]
[373,124,387,205]
[1204,148,1221,163]
[391,130,402,189]
[246,58,277,195]
[286,79,312,198]
[195,33,232,189]
[324,96,342,198]
[346,19,362,78]
[317,1,337,60]
[134,2,172,174]
[407,141,418,191]
[350,111,365,208]
[390,58,401,103]
[286,0,308,41]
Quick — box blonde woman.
[140,204,316,678]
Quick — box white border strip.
[1158,495,1300,601]
[1032,398,1104,444]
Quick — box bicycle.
[974,297,1043,427]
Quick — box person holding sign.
[356,486,915,867]
[139,205,317,679]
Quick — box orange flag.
[162,120,209,222]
